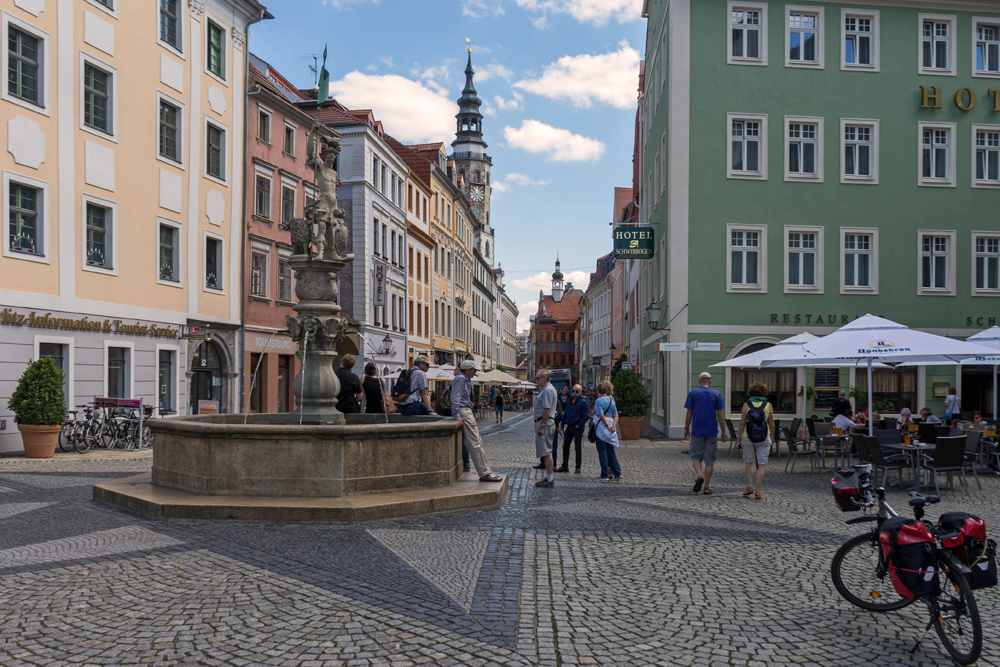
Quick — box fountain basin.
[94,413,507,522]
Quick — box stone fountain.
[93,124,506,522]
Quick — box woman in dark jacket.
[361,362,385,413]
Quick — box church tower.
[451,49,492,250]
[551,256,564,302]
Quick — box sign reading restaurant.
[0,308,181,338]
[769,313,1000,328]
[613,227,655,259]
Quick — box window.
[786,228,822,291]
[855,369,916,413]
[281,186,295,224]
[974,125,1000,187]
[919,15,956,76]
[251,251,267,297]
[85,201,112,269]
[278,256,292,301]
[159,0,181,52]
[730,368,798,415]
[728,226,766,291]
[206,122,226,181]
[255,173,271,217]
[786,7,824,68]
[975,235,1000,292]
[206,20,225,80]
[919,231,955,294]
[8,180,42,257]
[841,119,878,184]
[783,117,823,181]
[158,222,179,283]
[843,10,879,71]
[205,235,222,291]
[283,123,295,156]
[83,62,112,135]
[39,341,70,409]
[158,99,180,162]
[390,230,397,264]
[107,346,129,398]
[372,156,380,189]
[7,24,42,107]
[93,0,114,8]
[729,4,766,64]
[408,246,413,277]
[919,122,956,187]
[257,107,271,143]
[841,229,878,293]
[975,20,1000,76]
[728,114,767,179]
[158,349,175,415]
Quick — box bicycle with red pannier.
[829,464,996,665]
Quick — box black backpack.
[938,512,998,590]
[746,398,768,443]
[391,369,411,400]
[879,516,940,600]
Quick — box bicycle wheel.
[136,424,153,450]
[58,423,75,453]
[932,567,982,665]
[73,423,90,454]
[830,533,914,612]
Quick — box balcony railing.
[450,152,492,164]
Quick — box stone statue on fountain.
[280,123,356,425]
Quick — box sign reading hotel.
[613,227,655,259]
[0,309,180,338]
[373,262,386,307]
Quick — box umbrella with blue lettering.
[759,315,998,435]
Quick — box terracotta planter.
[617,416,644,441]
[19,424,61,459]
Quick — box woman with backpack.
[737,382,775,500]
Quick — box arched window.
[474,170,480,182]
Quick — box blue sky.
[251,0,645,328]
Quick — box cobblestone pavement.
[0,414,998,666]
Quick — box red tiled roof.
[614,187,633,222]
[536,294,582,325]
[385,135,435,186]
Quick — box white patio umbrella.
[760,315,1000,435]
[967,327,1000,419]
[477,368,522,385]
[712,333,819,368]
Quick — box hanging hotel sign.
[373,262,387,307]
[0,309,180,338]
[613,227,655,259]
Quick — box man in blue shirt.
[557,384,590,473]
[683,371,728,495]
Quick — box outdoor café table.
[884,442,936,492]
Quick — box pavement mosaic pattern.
[0,413,998,666]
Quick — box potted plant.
[8,357,66,458]
[611,368,650,441]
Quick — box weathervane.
[465,37,474,54]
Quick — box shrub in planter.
[8,358,65,458]
[612,368,650,418]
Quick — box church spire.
[452,50,487,153]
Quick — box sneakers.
[574,467,581,474]
[693,477,705,493]
[479,474,502,483]
[609,474,624,481]
[532,463,546,470]
[593,476,610,482]
[742,486,755,496]
[463,464,471,473]
[534,478,555,488]
[555,465,569,473]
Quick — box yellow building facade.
[0,0,268,452]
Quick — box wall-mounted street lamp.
[377,333,395,357]
[645,300,665,331]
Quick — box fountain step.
[93,472,507,522]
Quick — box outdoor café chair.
[726,418,739,457]
[783,427,817,473]
[921,436,971,496]
[819,435,847,469]
[963,431,983,490]
[917,422,939,444]
[873,428,903,447]
[863,434,909,488]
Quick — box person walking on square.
[737,382,775,500]
[533,370,558,488]
[495,391,504,423]
[943,387,960,426]
[557,384,590,473]
[452,360,502,483]
[683,371,728,495]
[592,380,621,481]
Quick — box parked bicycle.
[829,463,996,665]
[58,405,93,454]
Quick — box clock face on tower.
[469,184,485,203]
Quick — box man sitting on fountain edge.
[397,356,438,417]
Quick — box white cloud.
[531,15,549,29]
[323,0,380,7]
[380,56,395,68]
[477,63,515,83]
[493,92,523,111]
[463,0,505,18]
[517,301,538,330]
[515,0,642,26]
[329,73,454,144]
[511,270,590,292]
[504,120,605,162]
[492,172,548,195]
[514,40,640,109]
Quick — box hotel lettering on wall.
[920,86,1000,111]
[613,227,655,259]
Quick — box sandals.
[754,493,764,500]
[741,486,754,496]
[702,488,713,495]
[692,477,704,493]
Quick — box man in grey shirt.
[451,360,501,482]
[533,369,558,488]
[397,356,437,416]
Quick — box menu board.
[814,389,839,411]
[814,367,840,389]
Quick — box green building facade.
[639,0,1000,436]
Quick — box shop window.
[730,367,797,414]
[854,370,917,413]
[158,349,175,414]
[107,346,130,398]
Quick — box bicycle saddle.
[908,492,940,506]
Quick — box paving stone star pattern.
[0,413,998,666]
